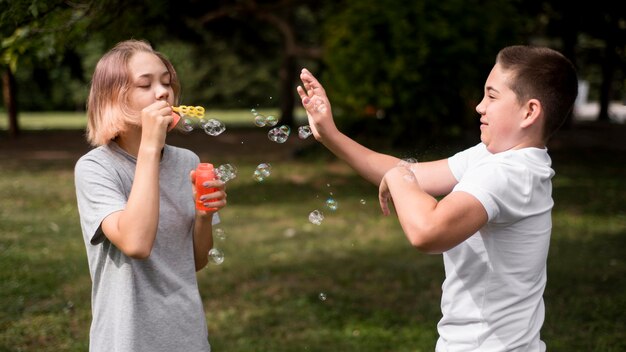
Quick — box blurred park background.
[1,0,625,351]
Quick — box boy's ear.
[520,98,542,129]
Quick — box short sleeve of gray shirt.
[75,142,217,352]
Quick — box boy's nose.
[475,102,486,115]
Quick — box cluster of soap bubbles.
[201,118,226,136]
[250,107,312,144]
[209,228,227,265]
[251,109,279,127]
[215,163,238,183]
[179,103,381,273]
[398,158,418,183]
[253,163,272,182]
[172,104,226,136]
[268,125,291,143]
[298,125,312,139]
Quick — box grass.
[0,123,625,351]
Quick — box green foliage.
[0,0,90,71]
[159,38,280,109]
[321,0,524,145]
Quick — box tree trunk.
[560,16,578,129]
[598,30,616,122]
[279,54,297,127]
[2,67,19,138]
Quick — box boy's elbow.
[405,225,444,254]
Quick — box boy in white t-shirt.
[297,45,578,351]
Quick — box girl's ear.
[520,98,542,129]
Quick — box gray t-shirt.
[75,142,215,352]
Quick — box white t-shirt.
[437,143,554,351]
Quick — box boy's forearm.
[322,129,400,185]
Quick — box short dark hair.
[496,45,578,142]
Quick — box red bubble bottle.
[195,163,218,212]
[168,112,195,133]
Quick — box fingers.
[296,85,309,103]
[199,190,227,210]
[299,68,325,96]
[141,101,174,129]
[378,179,392,216]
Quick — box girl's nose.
[156,85,170,101]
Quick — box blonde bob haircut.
[86,40,181,146]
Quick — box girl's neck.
[114,127,142,157]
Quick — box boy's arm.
[379,166,487,253]
[297,69,400,185]
[297,68,459,195]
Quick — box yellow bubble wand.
[169,105,206,131]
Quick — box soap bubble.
[203,119,226,136]
[257,163,271,177]
[265,115,278,126]
[209,248,224,264]
[253,169,265,182]
[268,125,290,143]
[325,198,338,211]
[398,157,418,169]
[254,114,266,127]
[182,118,195,132]
[253,163,271,182]
[216,163,238,183]
[298,125,312,139]
[215,228,226,241]
[308,210,324,225]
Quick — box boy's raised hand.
[297,68,336,141]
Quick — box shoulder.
[75,146,114,175]
[448,143,491,181]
